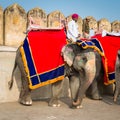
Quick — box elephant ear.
[61,45,75,66]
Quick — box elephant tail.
[8,61,17,90]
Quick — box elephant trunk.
[72,98,81,106]
[113,95,117,102]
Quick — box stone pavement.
[0,96,120,120]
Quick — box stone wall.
[27,7,47,27]
[0,3,120,47]
[4,4,27,47]
[0,6,3,45]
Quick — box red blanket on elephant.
[91,34,120,85]
[20,28,67,89]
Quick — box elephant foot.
[113,91,119,102]
[91,93,102,100]
[70,104,83,109]
[48,98,60,107]
[113,98,117,102]
[113,95,117,102]
[19,100,32,106]
[76,105,83,109]
[70,98,83,109]
[51,103,61,107]
[19,97,32,106]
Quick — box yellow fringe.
[20,46,31,83]
[29,75,64,90]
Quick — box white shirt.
[67,20,79,42]
[89,29,95,38]
[102,30,107,37]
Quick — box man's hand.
[76,34,81,39]
[67,38,73,43]
[78,34,81,37]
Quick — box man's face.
[86,19,90,23]
[73,18,78,22]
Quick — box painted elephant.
[62,43,103,108]
[114,49,120,102]
[8,45,64,107]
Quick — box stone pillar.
[27,7,47,27]
[47,10,65,28]
[66,14,83,35]
[83,16,97,38]
[111,20,120,33]
[4,4,27,47]
[0,6,3,45]
[98,18,111,32]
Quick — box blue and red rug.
[20,28,67,89]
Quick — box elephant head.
[62,43,86,66]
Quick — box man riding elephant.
[67,13,81,43]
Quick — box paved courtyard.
[0,95,120,120]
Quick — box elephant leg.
[114,53,120,102]
[87,51,103,100]
[48,80,63,107]
[69,75,79,101]
[87,79,102,100]
[69,74,83,109]
[114,88,120,102]
[17,52,32,106]
[114,81,120,102]
[19,74,32,106]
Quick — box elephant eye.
[70,53,74,58]
[66,49,74,56]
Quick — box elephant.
[8,45,64,107]
[114,49,120,102]
[61,43,104,108]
